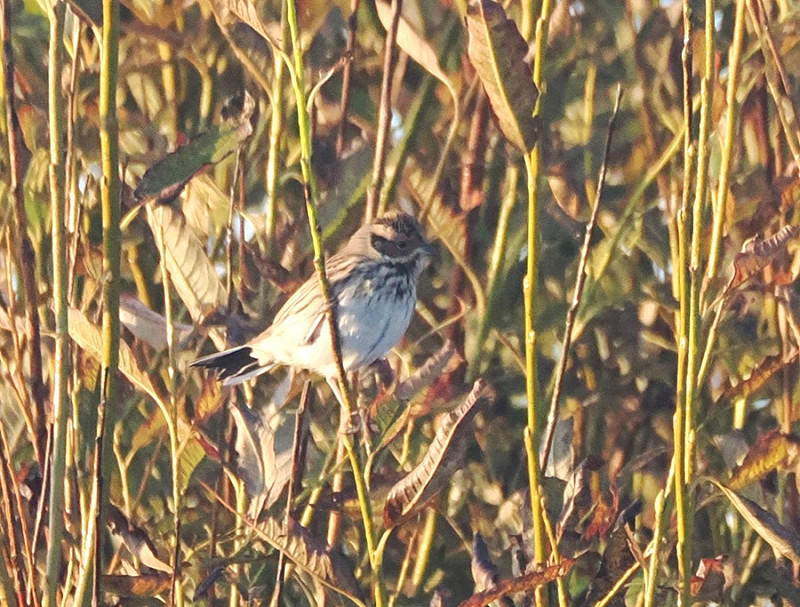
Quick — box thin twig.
[364,0,402,223]
[336,0,360,155]
[270,381,311,607]
[540,86,622,471]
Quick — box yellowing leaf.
[466,0,539,152]
[68,308,166,409]
[146,204,227,329]
[375,0,451,85]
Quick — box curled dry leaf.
[395,340,457,402]
[383,379,487,528]
[229,402,289,518]
[717,350,800,406]
[728,429,800,490]
[107,504,173,574]
[375,0,452,87]
[465,0,539,152]
[456,560,574,607]
[256,517,362,603]
[712,479,800,565]
[68,307,166,408]
[372,340,460,451]
[691,557,726,602]
[727,225,799,291]
[556,454,604,541]
[119,294,193,350]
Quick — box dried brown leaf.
[713,480,800,564]
[119,294,193,350]
[256,517,362,602]
[102,574,172,597]
[375,0,451,85]
[68,308,166,408]
[465,0,539,152]
[456,560,575,607]
[383,380,487,528]
[718,350,800,405]
[729,430,800,490]
[146,204,227,330]
[728,225,799,290]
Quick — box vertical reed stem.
[43,3,67,606]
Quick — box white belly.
[271,281,416,378]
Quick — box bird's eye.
[397,240,408,249]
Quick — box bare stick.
[336,0,361,155]
[540,86,623,471]
[364,0,402,222]
[270,381,311,607]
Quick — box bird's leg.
[327,376,361,435]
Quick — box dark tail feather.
[190,346,271,386]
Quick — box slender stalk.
[523,4,552,603]
[541,87,622,472]
[270,382,311,607]
[89,0,121,603]
[365,0,402,222]
[0,427,24,606]
[594,562,641,607]
[43,3,68,607]
[157,216,184,606]
[643,464,674,607]
[706,0,746,283]
[674,2,695,604]
[336,0,360,155]
[284,2,384,604]
[265,2,288,246]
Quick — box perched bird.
[191,211,437,404]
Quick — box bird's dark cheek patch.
[371,234,395,257]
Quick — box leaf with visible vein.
[466,0,539,152]
[384,380,487,528]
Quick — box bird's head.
[363,212,438,272]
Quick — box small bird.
[191,211,437,404]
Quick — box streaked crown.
[368,212,435,260]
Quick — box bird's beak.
[421,241,439,262]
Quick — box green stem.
[284,1,384,604]
[706,0,746,283]
[523,4,552,603]
[44,2,69,605]
[95,0,121,603]
[44,4,67,607]
[265,3,288,246]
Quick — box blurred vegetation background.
[2,0,800,605]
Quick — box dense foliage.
[2,0,800,605]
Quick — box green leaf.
[133,93,254,204]
[465,0,539,152]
